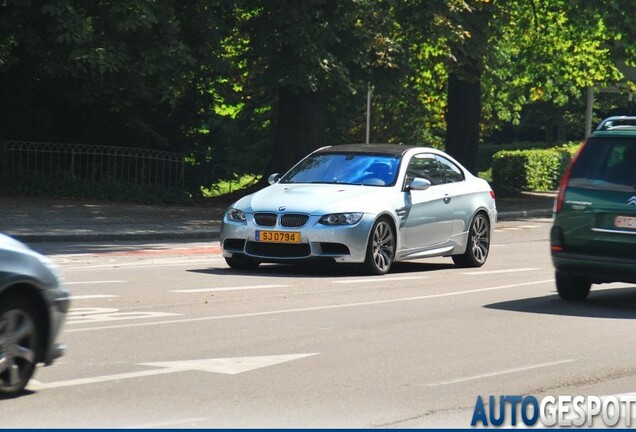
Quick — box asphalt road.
[5,218,636,428]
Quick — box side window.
[406,153,443,185]
[436,156,464,183]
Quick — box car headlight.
[226,208,247,222]
[319,212,363,225]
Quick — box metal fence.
[0,140,185,189]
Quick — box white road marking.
[28,353,319,390]
[140,353,318,375]
[65,280,125,285]
[68,295,119,300]
[59,257,218,271]
[171,284,289,293]
[333,276,429,284]
[135,418,209,429]
[462,268,542,275]
[68,307,119,316]
[66,279,555,333]
[425,359,575,386]
[66,307,180,324]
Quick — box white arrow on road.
[29,353,318,390]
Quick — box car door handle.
[443,195,452,204]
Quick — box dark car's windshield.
[569,137,636,191]
[280,153,401,186]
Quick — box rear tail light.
[490,190,496,201]
[554,141,587,214]
[550,225,565,252]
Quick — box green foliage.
[492,143,581,192]
[200,174,262,197]
[2,0,636,202]
[477,141,555,172]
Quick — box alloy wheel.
[369,219,395,274]
[0,306,38,396]
[470,214,490,265]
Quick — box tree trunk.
[445,72,481,175]
[269,86,326,174]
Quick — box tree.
[0,0,234,152]
[236,0,405,174]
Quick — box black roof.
[315,143,417,156]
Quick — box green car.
[551,116,636,300]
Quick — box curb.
[497,209,553,220]
[13,229,221,244]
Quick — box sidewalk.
[0,192,554,243]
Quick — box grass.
[201,174,262,197]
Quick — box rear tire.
[364,217,395,275]
[0,295,39,398]
[453,213,490,268]
[225,255,260,270]
[555,271,591,300]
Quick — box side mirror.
[268,173,281,185]
[408,177,431,191]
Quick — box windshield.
[280,153,401,186]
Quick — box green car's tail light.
[550,225,565,252]
[554,141,587,214]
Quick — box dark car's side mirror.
[408,177,432,191]
[268,173,281,185]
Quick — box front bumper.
[43,285,70,364]
[220,214,378,263]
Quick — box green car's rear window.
[569,137,636,191]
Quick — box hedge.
[477,141,555,173]
[491,143,581,192]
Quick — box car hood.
[235,183,395,214]
[0,232,61,287]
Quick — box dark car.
[0,233,70,397]
[551,116,636,300]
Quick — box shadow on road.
[485,286,636,320]
[189,260,456,278]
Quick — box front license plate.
[615,215,636,229]
[255,230,301,243]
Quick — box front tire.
[225,254,260,270]
[453,212,490,268]
[364,217,395,275]
[0,295,39,398]
[555,271,591,300]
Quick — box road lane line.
[424,359,575,386]
[66,279,554,333]
[68,295,119,300]
[65,280,125,285]
[462,268,542,275]
[333,276,429,284]
[171,284,290,293]
[60,257,218,270]
[29,368,177,390]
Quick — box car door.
[435,154,469,235]
[403,153,455,249]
